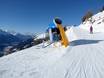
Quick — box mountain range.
[0,29,34,56]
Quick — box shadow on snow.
[70,39,103,46]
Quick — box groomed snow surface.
[0,11,104,78]
[0,26,104,78]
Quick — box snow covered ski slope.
[0,26,104,78]
[45,27,104,78]
[0,11,104,78]
[80,11,104,33]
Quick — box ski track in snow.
[44,27,104,78]
[0,27,104,78]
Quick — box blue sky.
[0,0,104,33]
